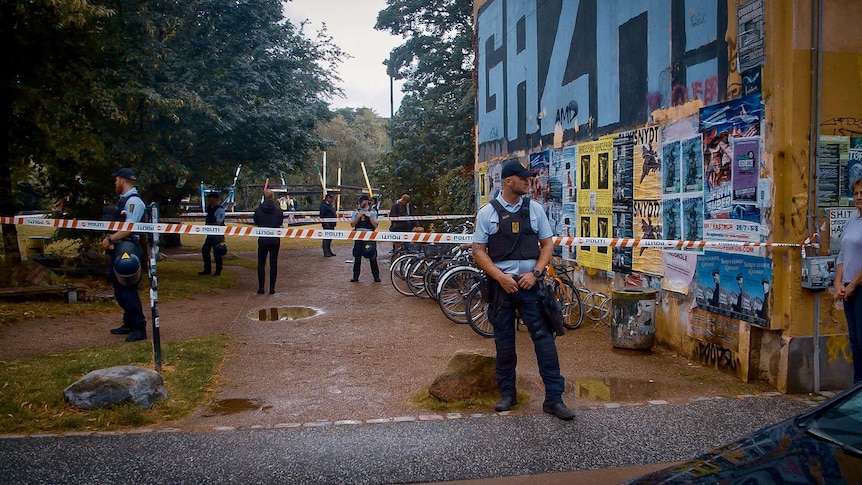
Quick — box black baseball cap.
[111,168,137,181]
[501,160,536,179]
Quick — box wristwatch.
[532,269,543,277]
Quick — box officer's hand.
[497,274,519,294]
[518,272,538,290]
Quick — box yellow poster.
[576,136,614,271]
[477,163,488,206]
[633,125,662,200]
[632,199,664,275]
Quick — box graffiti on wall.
[476,0,731,159]
[692,341,739,371]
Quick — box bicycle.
[544,262,584,330]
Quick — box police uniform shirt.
[213,205,226,224]
[120,188,146,223]
[473,194,552,275]
[350,207,378,231]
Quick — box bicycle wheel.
[596,293,611,325]
[423,258,457,301]
[553,280,584,329]
[465,284,493,338]
[389,254,418,297]
[406,258,431,298]
[436,266,482,324]
[583,290,608,322]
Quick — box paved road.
[1,394,810,484]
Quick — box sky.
[284,0,405,117]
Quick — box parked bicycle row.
[388,241,613,338]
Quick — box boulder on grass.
[428,350,498,402]
[64,365,167,410]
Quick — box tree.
[3,0,345,257]
[375,0,475,218]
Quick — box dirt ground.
[0,243,776,429]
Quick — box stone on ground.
[64,365,167,410]
[429,350,498,402]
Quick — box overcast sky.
[284,0,405,117]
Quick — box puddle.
[248,306,319,322]
[575,377,681,402]
[202,398,273,416]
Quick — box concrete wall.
[472,0,862,392]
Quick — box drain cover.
[248,306,318,321]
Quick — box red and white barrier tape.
[1,216,803,248]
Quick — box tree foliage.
[4,0,345,229]
[375,0,475,218]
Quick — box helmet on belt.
[114,251,142,286]
[214,242,228,256]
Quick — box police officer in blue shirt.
[472,160,575,420]
[101,168,148,342]
[198,191,226,276]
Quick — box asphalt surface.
[0,394,811,484]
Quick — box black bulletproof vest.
[486,198,540,262]
[205,204,223,225]
[355,210,375,230]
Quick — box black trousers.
[321,224,335,255]
[257,241,280,291]
[201,235,224,273]
[352,241,379,280]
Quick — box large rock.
[64,365,167,410]
[428,350,498,402]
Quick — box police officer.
[349,194,380,282]
[472,160,575,420]
[198,191,226,275]
[319,191,337,257]
[101,168,148,342]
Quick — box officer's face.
[506,175,532,195]
[114,176,123,195]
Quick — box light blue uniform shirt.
[120,188,146,223]
[473,194,552,275]
[350,208,378,231]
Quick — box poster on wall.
[817,136,846,207]
[477,163,488,207]
[700,94,763,233]
[847,138,862,206]
[560,145,578,261]
[613,133,635,273]
[737,0,765,72]
[633,125,662,200]
[661,250,698,294]
[662,140,681,195]
[546,149,564,238]
[687,308,740,353]
[682,196,704,242]
[693,249,773,327]
[731,137,760,204]
[487,161,503,202]
[632,199,663,275]
[662,199,681,241]
[576,137,614,271]
[529,150,551,204]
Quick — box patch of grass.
[0,256,254,326]
[0,334,226,434]
[410,389,532,413]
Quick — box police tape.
[180,212,475,225]
[1,216,805,248]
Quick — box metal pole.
[808,0,824,394]
[148,203,162,371]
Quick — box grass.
[0,334,226,433]
[0,219,376,433]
